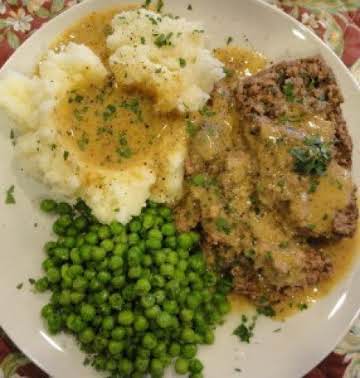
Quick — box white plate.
[0,1,359,377]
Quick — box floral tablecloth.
[0,0,359,377]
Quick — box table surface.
[0,0,359,377]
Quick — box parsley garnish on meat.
[289,136,331,176]
[189,174,216,188]
[282,81,295,102]
[143,0,152,8]
[120,98,143,122]
[257,305,276,317]
[233,314,257,343]
[199,105,216,117]
[298,303,308,311]
[223,67,234,78]
[215,217,231,235]
[154,32,173,47]
[5,185,15,204]
[63,151,69,161]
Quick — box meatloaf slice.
[236,56,358,239]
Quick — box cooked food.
[175,54,358,305]
[0,7,227,224]
[0,7,358,371]
[107,9,225,112]
[35,199,230,378]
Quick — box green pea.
[134,315,149,332]
[142,214,154,229]
[118,310,134,326]
[35,277,49,292]
[189,359,204,374]
[70,248,81,264]
[146,238,162,250]
[98,225,111,239]
[128,266,143,279]
[161,223,176,236]
[70,292,85,304]
[169,342,181,357]
[128,232,140,245]
[178,233,193,250]
[156,312,173,328]
[160,263,174,277]
[181,344,197,359]
[72,276,87,292]
[135,357,149,373]
[102,316,115,330]
[97,271,111,284]
[59,290,71,306]
[111,275,126,289]
[91,246,106,261]
[100,239,114,252]
[145,305,160,319]
[79,245,92,261]
[134,278,151,295]
[40,199,57,213]
[109,293,123,310]
[56,202,73,215]
[110,221,124,235]
[106,359,117,372]
[93,335,108,352]
[113,243,127,256]
[164,236,177,249]
[109,256,123,271]
[54,247,69,261]
[79,328,95,344]
[150,358,164,376]
[175,358,189,374]
[111,327,126,341]
[142,333,157,349]
[47,313,62,334]
[108,340,125,355]
[85,232,98,245]
[47,267,61,283]
[203,329,215,344]
[80,303,96,321]
[118,358,133,375]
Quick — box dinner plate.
[0,0,359,377]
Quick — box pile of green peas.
[35,199,232,378]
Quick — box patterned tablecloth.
[0,0,359,377]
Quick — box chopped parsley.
[289,136,331,176]
[215,217,231,235]
[199,105,216,117]
[10,129,15,145]
[28,278,35,285]
[156,0,164,12]
[179,57,186,68]
[273,328,282,333]
[244,249,255,260]
[103,104,117,121]
[143,0,151,8]
[282,81,295,102]
[278,113,304,123]
[140,36,146,44]
[103,24,113,36]
[308,177,319,193]
[120,98,143,122]
[226,36,233,45]
[5,185,15,204]
[278,241,289,249]
[186,120,198,136]
[298,303,308,311]
[68,92,84,104]
[16,283,23,289]
[257,305,276,317]
[190,174,215,188]
[63,151,69,161]
[154,32,173,48]
[234,368,242,373]
[117,133,133,159]
[187,4,192,10]
[233,314,257,343]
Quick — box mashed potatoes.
[0,9,225,224]
[107,9,225,112]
